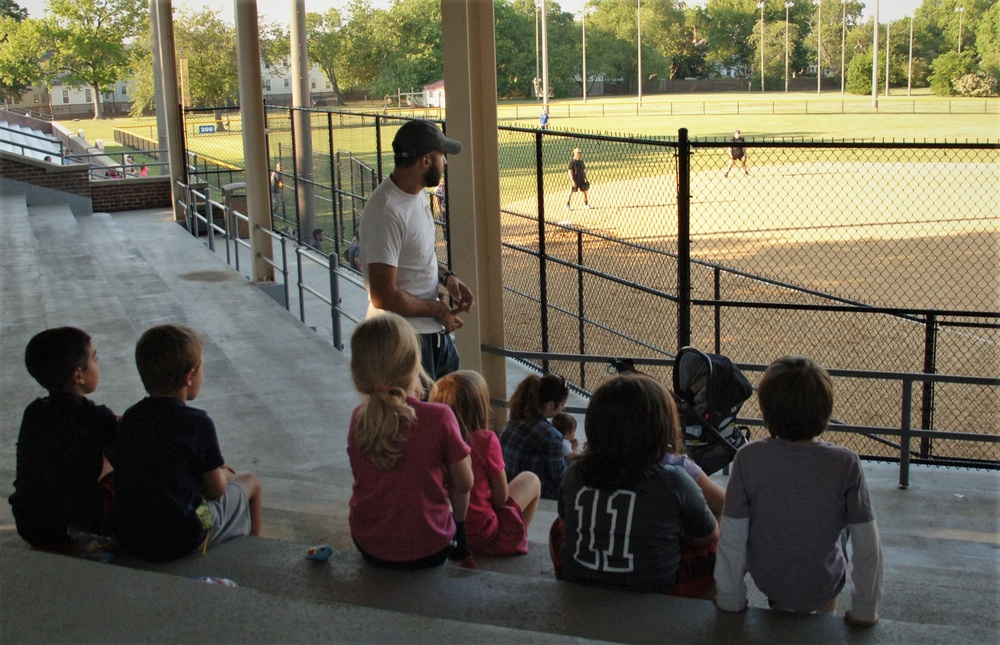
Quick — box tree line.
[1,0,996,120]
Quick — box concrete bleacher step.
[0,540,582,645]
[4,531,989,644]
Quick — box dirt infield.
[498,156,998,459]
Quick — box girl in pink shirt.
[348,313,474,569]
[430,371,540,556]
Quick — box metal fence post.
[205,186,214,252]
[899,377,914,489]
[297,247,306,323]
[288,108,302,242]
[921,313,938,458]
[577,229,585,388]
[714,267,722,354]
[330,259,343,350]
[536,130,550,374]
[677,128,692,350]
[375,116,384,182]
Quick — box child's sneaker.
[585,204,591,209]
[565,204,571,211]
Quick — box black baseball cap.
[392,120,462,159]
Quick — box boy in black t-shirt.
[114,324,263,562]
[9,327,117,551]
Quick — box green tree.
[307,8,345,105]
[36,0,146,119]
[0,0,27,21]
[494,0,536,99]
[173,8,238,110]
[702,0,757,77]
[0,16,41,104]
[928,49,978,94]
[337,0,390,94]
[975,1,1000,78]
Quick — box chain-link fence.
[169,106,998,465]
[499,126,998,465]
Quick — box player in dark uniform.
[566,148,590,210]
[725,129,750,177]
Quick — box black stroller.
[672,347,753,475]
[611,346,753,476]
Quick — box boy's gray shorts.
[206,480,251,546]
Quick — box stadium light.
[758,2,766,92]
[534,2,540,99]
[581,5,594,103]
[784,2,794,93]
[539,0,549,107]
[871,0,879,108]
[841,0,848,94]
[907,16,914,97]
[815,0,822,95]
[955,6,965,53]
[637,0,642,106]
[885,19,891,96]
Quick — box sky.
[16,1,927,26]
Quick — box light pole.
[534,1,540,99]
[540,0,549,107]
[871,0,879,108]
[758,2,766,92]
[581,6,592,103]
[885,19,890,96]
[955,6,965,53]
[841,0,847,94]
[785,2,794,92]
[637,0,643,106]
[907,15,914,97]
[815,0,822,94]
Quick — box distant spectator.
[539,106,550,130]
[345,232,362,271]
[270,162,284,212]
[309,228,325,252]
[433,175,447,219]
[139,165,149,177]
[43,155,52,163]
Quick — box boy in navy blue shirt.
[9,327,117,550]
[114,324,262,562]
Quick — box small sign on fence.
[198,125,215,134]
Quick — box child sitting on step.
[714,355,883,625]
[114,324,262,562]
[550,373,719,598]
[429,370,540,556]
[348,313,474,569]
[9,327,117,552]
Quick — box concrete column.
[234,0,275,283]
[441,0,506,430]
[153,0,186,223]
[290,0,316,242]
[149,0,168,156]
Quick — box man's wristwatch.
[439,271,456,286]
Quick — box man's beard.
[424,165,442,188]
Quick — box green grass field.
[74,91,998,156]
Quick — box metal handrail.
[480,344,1000,488]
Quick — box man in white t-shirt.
[359,119,475,380]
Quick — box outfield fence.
[177,106,999,468]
